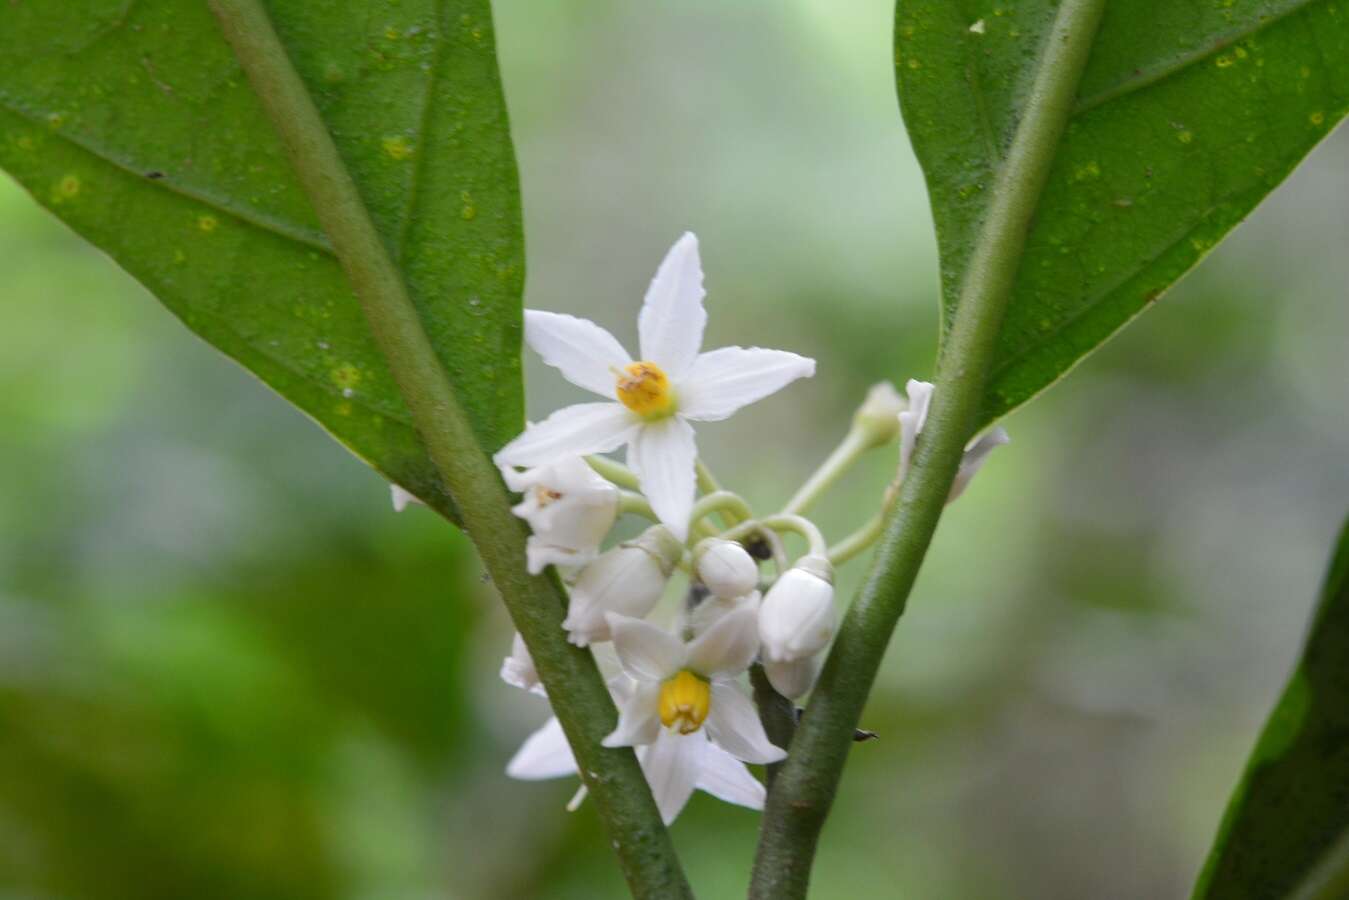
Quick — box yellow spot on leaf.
[197,214,218,232]
[1178,131,1194,144]
[382,135,414,160]
[330,363,362,389]
[1215,55,1234,68]
[1310,110,1325,126]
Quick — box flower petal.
[638,232,706,377]
[948,426,1010,503]
[628,416,697,541]
[494,403,639,468]
[678,347,815,422]
[601,680,663,748]
[898,379,934,479]
[686,606,759,679]
[525,310,632,397]
[694,739,766,810]
[638,729,701,825]
[607,614,686,682]
[705,682,787,764]
[390,484,421,512]
[506,717,578,780]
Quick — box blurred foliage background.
[2,1,1347,897]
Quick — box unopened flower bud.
[688,590,761,638]
[759,554,836,663]
[763,653,823,700]
[500,632,544,695]
[562,525,682,646]
[694,538,759,599]
[852,381,905,449]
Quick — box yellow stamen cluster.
[658,670,711,734]
[615,361,676,418]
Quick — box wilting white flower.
[759,554,835,665]
[762,653,823,700]
[500,632,544,696]
[693,538,759,600]
[501,457,620,574]
[390,484,422,512]
[507,707,766,825]
[897,379,1009,502]
[493,233,815,539]
[602,610,785,765]
[563,525,683,646]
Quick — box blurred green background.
[2,1,1347,897]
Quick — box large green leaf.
[0,1,524,520]
[895,0,1349,426]
[1193,515,1349,899]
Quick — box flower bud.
[763,653,823,700]
[852,381,905,449]
[759,554,836,663]
[502,457,620,574]
[688,590,761,638]
[500,632,544,695]
[562,525,682,646]
[693,538,759,599]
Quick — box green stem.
[696,459,746,526]
[826,512,885,566]
[747,2,1106,897]
[207,4,691,897]
[781,429,870,517]
[588,455,641,491]
[759,515,827,558]
[618,491,656,520]
[689,491,754,533]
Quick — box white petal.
[638,730,701,825]
[628,416,697,541]
[638,232,706,377]
[948,426,1010,503]
[607,614,686,682]
[525,310,632,397]
[763,654,822,700]
[506,717,578,780]
[494,403,639,468]
[694,739,766,810]
[898,379,934,479]
[686,607,759,679]
[678,347,815,422]
[705,682,787,765]
[390,484,420,512]
[602,680,663,748]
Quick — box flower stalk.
[748,1,1108,896]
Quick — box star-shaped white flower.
[493,233,816,539]
[507,707,767,825]
[601,609,785,765]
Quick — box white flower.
[688,590,761,639]
[501,457,620,574]
[758,554,835,665]
[493,233,816,539]
[762,653,822,700]
[506,709,766,825]
[390,484,422,512]
[562,525,683,646]
[602,609,785,765]
[500,632,544,696]
[897,379,1009,502]
[693,538,759,600]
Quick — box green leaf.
[0,0,524,521]
[895,0,1349,426]
[1193,514,1349,899]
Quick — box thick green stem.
[748,3,1106,897]
[207,3,691,897]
